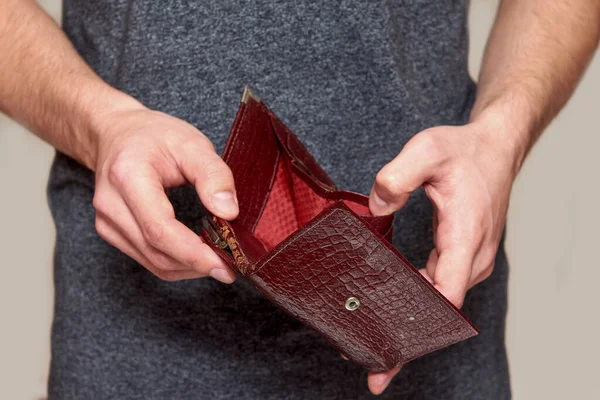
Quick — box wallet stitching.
[249,122,282,233]
[222,101,247,163]
[223,101,270,229]
[266,107,337,189]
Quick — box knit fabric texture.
[47,1,510,398]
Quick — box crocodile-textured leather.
[250,202,477,371]
[200,88,478,371]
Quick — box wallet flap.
[248,201,478,371]
[221,90,281,231]
[266,104,338,191]
[223,88,339,225]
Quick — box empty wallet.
[199,88,478,372]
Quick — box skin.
[0,0,598,396]
[366,0,600,395]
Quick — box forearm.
[0,0,142,170]
[470,0,600,170]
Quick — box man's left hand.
[365,117,522,394]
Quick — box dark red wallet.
[200,88,478,371]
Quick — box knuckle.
[92,193,108,213]
[481,266,494,281]
[203,163,227,181]
[142,220,166,248]
[94,217,109,240]
[180,136,216,161]
[189,257,210,273]
[482,257,496,278]
[199,156,232,183]
[481,244,499,266]
[445,291,465,309]
[414,130,448,163]
[147,251,176,271]
[454,216,484,244]
[189,258,202,271]
[375,170,401,197]
[154,269,182,282]
[438,279,466,308]
[415,130,440,152]
[108,155,134,186]
[196,135,216,152]
[464,224,482,244]
[453,297,465,309]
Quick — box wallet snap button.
[345,297,360,311]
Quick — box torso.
[47,1,510,398]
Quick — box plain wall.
[0,1,598,399]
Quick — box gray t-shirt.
[48,1,510,399]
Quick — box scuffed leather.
[200,88,478,371]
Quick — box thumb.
[369,137,439,216]
[181,149,239,220]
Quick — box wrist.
[469,95,539,175]
[73,82,145,170]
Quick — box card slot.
[253,143,388,251]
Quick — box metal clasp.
[201,216,229,251]
[241,87,261,104]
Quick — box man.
[1,0,598,398]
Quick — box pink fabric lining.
[254,157,370,250]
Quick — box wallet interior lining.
[254,155,371,251]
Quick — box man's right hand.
[0,1,239,282]
[92,104,238,283]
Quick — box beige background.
[1,1,598,399]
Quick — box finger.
[109,165,235,283]
[469,271,491,288]
[96,188,191,272]
[431,247,474,309]
[95,215,206,281]
[425,248,439,279]
[430,205,483,307]
[368,367,401,395]
[431,206,439,245]
[419,267,434,285]
[369,136,442,216]
[179,146,239,220]
[468,245,496,287]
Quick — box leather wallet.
[200,88,478,371]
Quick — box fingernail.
[370,189,391,216]
[211,191,238,217]
[209,268,235,284]
[373,190,388,208]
